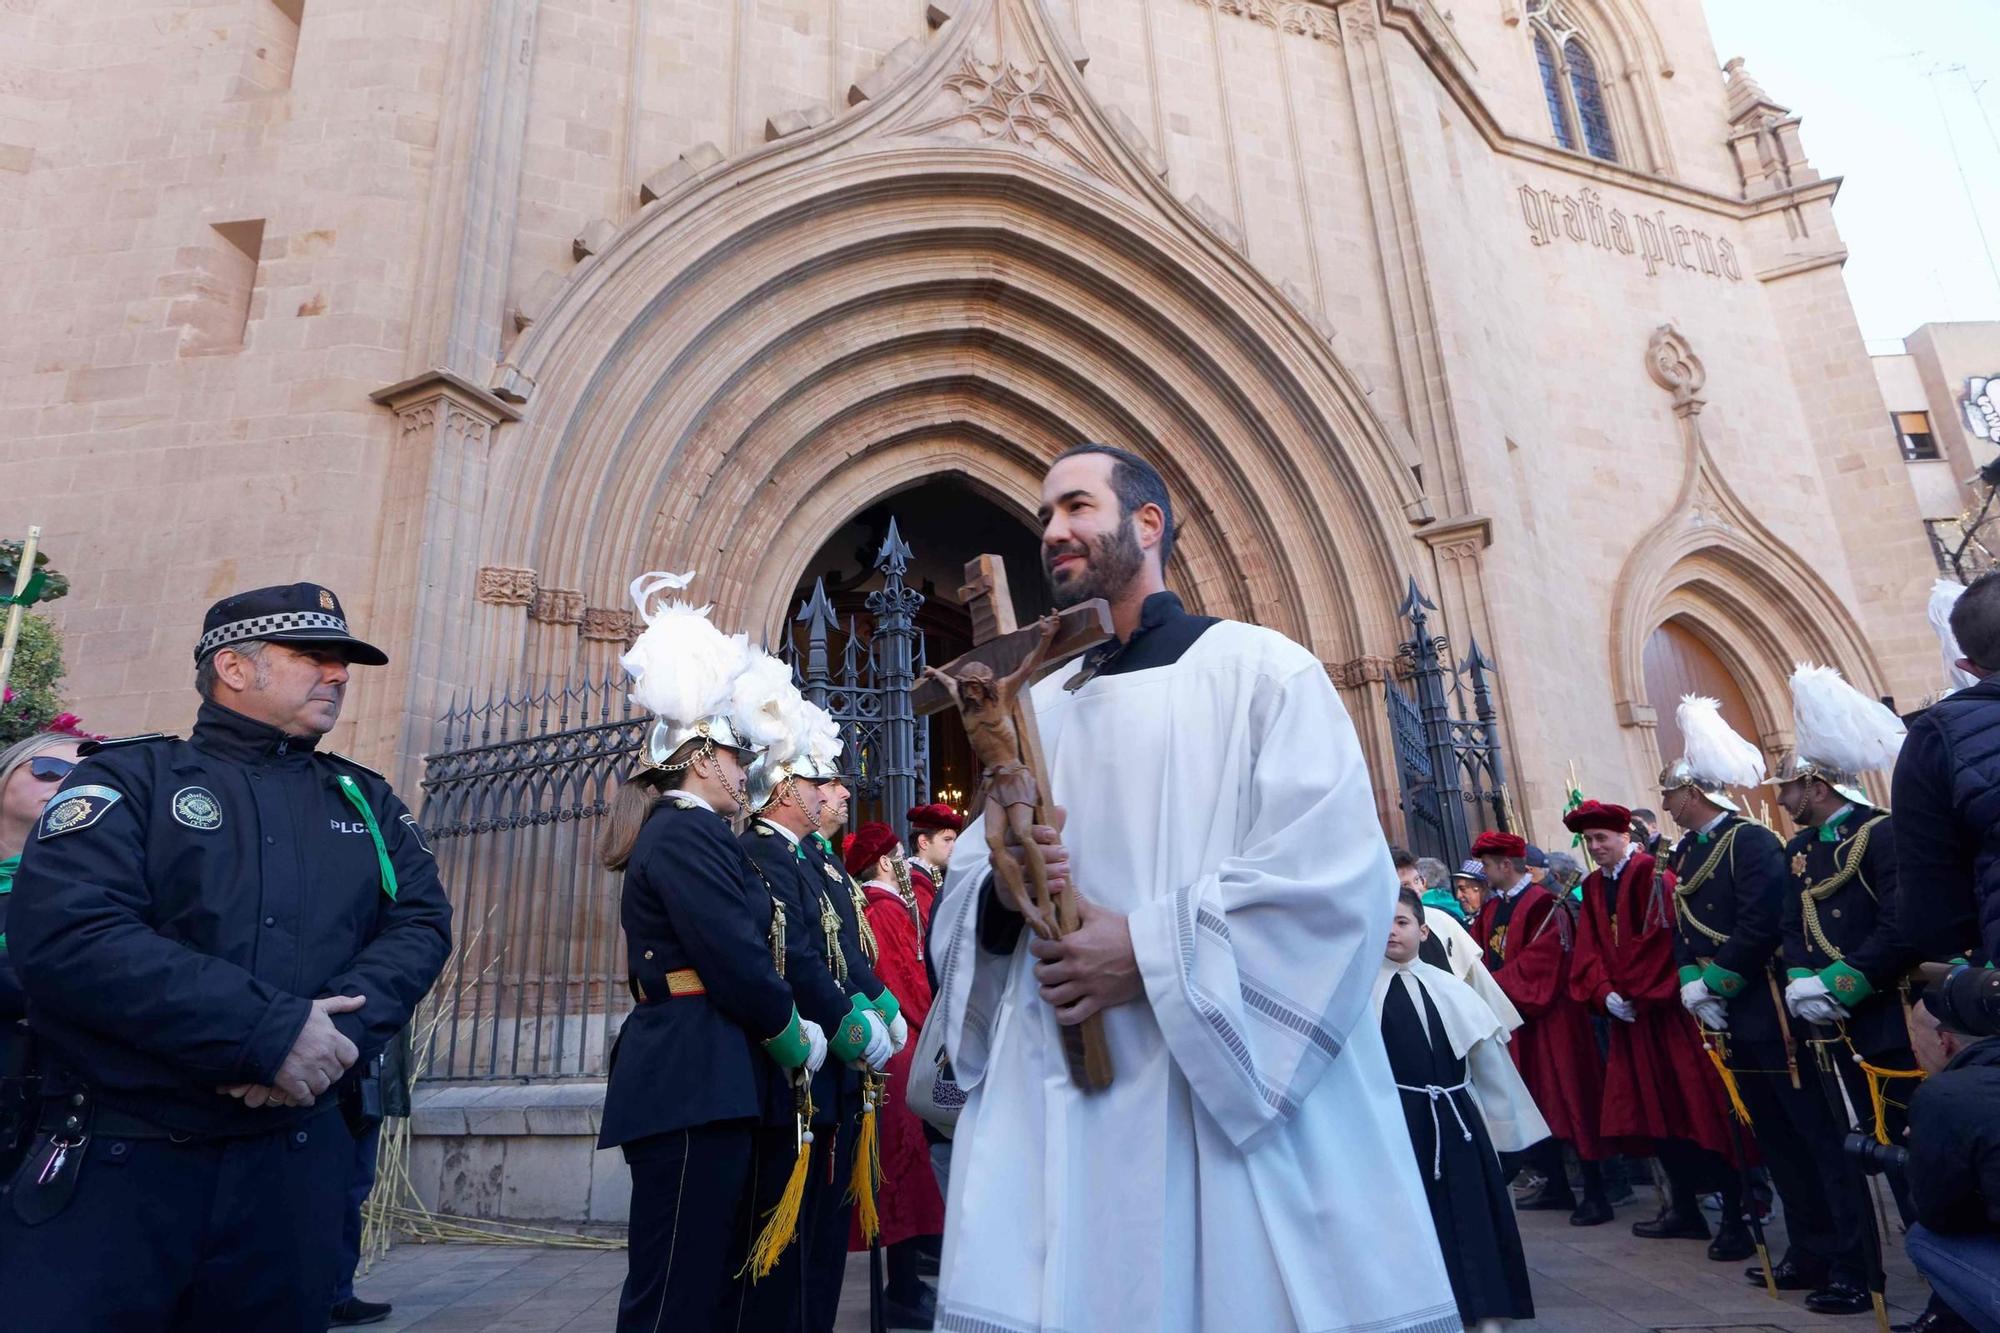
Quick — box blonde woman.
[0,732,85,1021]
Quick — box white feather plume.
[617,570,743,726]
[802,702,844,772]
[1789,663,1906,776]
[1676,695,1766,788]
[731,655,805,763]
[1930,579,1980,691]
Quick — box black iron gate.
[1385,578,1513,868]
[416,524,930,1081]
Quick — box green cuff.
[1701,963,1747,999]
[1818,960,1874,1005]
[1677,965,1702,986]
[870,988,900,1027]
[828,993,877,1064]
[1787,967,1813,981]
[761,1008,811,1070]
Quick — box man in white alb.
[929,445,1458,1332]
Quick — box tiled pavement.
[350,1193,1933,1332]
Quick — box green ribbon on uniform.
[335,776,399,901]
[1818,805,1854,843]
[0,569,49,608]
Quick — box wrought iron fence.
[1385,578,1514,868]
[416,524,931,1082]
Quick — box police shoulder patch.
[38,785,124,839]
[171,786,223,831]
[399,813,432,856]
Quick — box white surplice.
[1370,959,1552,1156]
[1422,906,1523,1032]
[929,620,1460,1333]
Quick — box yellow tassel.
[1703,1038,1753,1126]
[847,1075,883,1246]
[741,1077,815,1281]
[1842,1031,1925,1147]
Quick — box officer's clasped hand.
[267,993,367,1105]
[1604,991,1638,1023]
[1784,974,1847,1026]
[800,1018,829,1075]
[856,1010,893,1071]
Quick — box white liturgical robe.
[929,619,1459,1333]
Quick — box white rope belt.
[1396,1080,1473,1180]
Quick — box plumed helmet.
[1930,579,1980,694]
[1658,695,1766,813]
[1768,663,1905,804]
[742,670,816,812]
[619,571,757,771]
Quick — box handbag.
[904,1005,967,1135]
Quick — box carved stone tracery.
[476,566,538,607]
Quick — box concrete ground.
[350,1194,1934,1332]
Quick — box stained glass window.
[1533,29,1578,151]
[1565,38,1618,162]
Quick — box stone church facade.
[1,0,1944,841]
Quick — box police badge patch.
[171,786,223,831]
[38,785,123,839]
[399,812,432,855]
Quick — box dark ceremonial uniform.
[1381,969,1534,1323]
[0,701,452,1331]
[1781,806,1922,1228]
[797,829,890,1331]
[601,794,805,1333]
[739,817,871,1333]
[1669,815,1847,1276]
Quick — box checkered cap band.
[197,611,351,661]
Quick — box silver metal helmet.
[746,752,804,812]
[1765,748,1869,806]
[637,714,758,777]
[1656,757,1740,813]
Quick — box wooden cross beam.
[915,554,1115,1091]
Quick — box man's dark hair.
[1389,845,1416,871]
[1054,443,1177,569]
[1949,570,2000,672]
[1395,885,1425,918]
[1631,808,1657,826]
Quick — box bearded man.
[927,444,1453,1333]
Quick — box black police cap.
[194,583,389,667]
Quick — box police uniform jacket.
[8,700,453,1136]
[800,832,886,1005]
[599,797,797,1150]
[1780,805,1916,1055]
[1667,814,1789,1047]
[742,819,862,1126]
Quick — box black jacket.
[1668,815,1789,1047]
[799,832,886,1005]
[1780,806,1915,1056]
[9,700,452,1136]
[742,818,865,1125]
[598,798,796,1149]
[1892,677,2000,966]
[1907,1036,2000,1232]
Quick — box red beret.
[1470,831,1526,858]
[907,803,964,833]
[843,821,900,877]
[1562,799,1633,835]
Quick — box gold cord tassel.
[743,1075,815,1280]
[847,1073,883,1245]
[1703,1035,1753,1126]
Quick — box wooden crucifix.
[912,554,1116,1091]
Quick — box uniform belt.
[631,967,706,1003]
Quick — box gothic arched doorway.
[1642,616,1785,829]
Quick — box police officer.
[0,582,453,1330]
[739,695,894,1332]
[595,575,830,1332]
[1656,699,1846,1293]
[1773,665,1924,1318]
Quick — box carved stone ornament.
[898,52,1114,180]
[476,566,538,607]
[1329,654,1398,688]
[580,606,639,642]
[1192,0,1342,44]
[529,586,586,625]
[1645,323,1706,418]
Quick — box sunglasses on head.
[27,757,75,782]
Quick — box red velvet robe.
[1568,851,1741,1161]
[1470,884,1607,1160]
[849,877,945,1249]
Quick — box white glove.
[800,1018,828,1074]
[1679,978,1728,1030]
[1786,974,1848,1026]
[1605,991,1638,1023]
[888,1012,909,1055]
[858,1011,894,1071]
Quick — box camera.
[1923,965,2000,1039]
[1843,1132,1909,1180]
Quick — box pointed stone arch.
[1611,325,1883,766]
